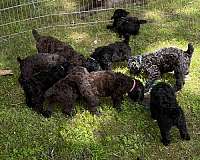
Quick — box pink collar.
[129,79,136,92]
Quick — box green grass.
[1,0,200,159]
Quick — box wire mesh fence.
[0,0,199,61]
[0,0,148,42]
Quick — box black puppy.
[17,53,72,114]
[150,82,190,146]
[20,62,71,116]
[85,57,102,72]
[90,41,131,70]
[107,9,147,43]
[17,53,67,81]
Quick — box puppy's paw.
[161,139,170,146]
[42,110,52,118]
[91,110,102,116]
[181,133,190,141]
[63,110,76,118]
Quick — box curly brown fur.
[44,66,144,117]
[32,29,86,66]
[90,41,131,70]
[32,29,101,72]
[150,82,190,146]
[107,9,147,43]
[128,43,194,92]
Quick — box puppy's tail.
[186,43,194,55]
[32,29,40,41]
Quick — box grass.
[0,0,200,159]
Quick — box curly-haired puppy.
[17,53,71,110]
[43,66,144,117]
[90,41,131,70]
[19,62,71,115]
[32,29,100,72]
[107,9,147,43]
[84,57,102,72]
[128,43,194,92]
[17,53,67,81]
[150,82,190,146]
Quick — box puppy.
[128,43,194,92]
[90,41,131,70]
[17,53,71,112]
[43,66,144,117]
[150,82,190,146]
[85,57,102,72]
[19,62,71,115]
[107,9,147,43]
[32,29,100,72]
[32,29,87,65]
[17,53,67,81]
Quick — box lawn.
[0,0,200,159]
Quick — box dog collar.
[129,79,136,92]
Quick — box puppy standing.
[44,66,144,117]
[90,41,131,70]
[32,29,101,72]
[17,53,71,113]
[128,43,194,92]
[107,9,147,43]
[150,82,190,146]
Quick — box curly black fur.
[17,53,67,81]
[44,66,144,117]
[128,43,194,92]
[85,57,102,72]
[90,41,131,70]
[17,53,72,114]
[150,82,190,146]
[107,9,147,43]
[20,62,71,116]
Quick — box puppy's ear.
[139,20,147,24]
[122,10,129,17]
